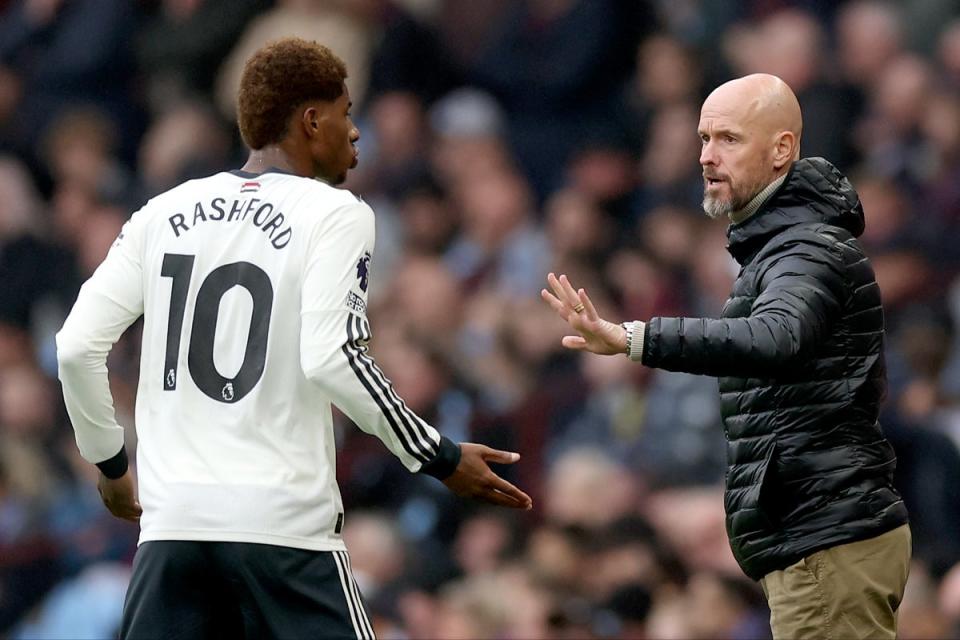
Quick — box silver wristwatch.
[621,322,633,356]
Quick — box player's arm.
[56,213,146,522]
[301,201,531,509]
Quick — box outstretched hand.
[541,272,627,356]
[443,443,532,510]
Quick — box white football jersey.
[57,169,443,551]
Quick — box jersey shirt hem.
[139,529,348,552]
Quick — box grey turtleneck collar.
[729,173,788,224]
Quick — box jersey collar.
[229,167,297,179]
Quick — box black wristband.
[96,447,129,480]
[419,436,461,480]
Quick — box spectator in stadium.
[56,37,530,639]
[543,73,911,639]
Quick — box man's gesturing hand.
[97,470,143,523]
[442,443,533,510]
[541,272,627,356]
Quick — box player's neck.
[241,146,309,178]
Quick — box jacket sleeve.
[642,235,847,378]
[299,201,459,479]
[56,211,146,465]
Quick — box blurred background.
[2,0,960,638]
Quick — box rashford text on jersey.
[168,197,292,249]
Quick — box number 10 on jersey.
[160,253,274,404]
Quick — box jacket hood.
[726,157,865,264]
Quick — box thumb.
[561,335,588,350]
[483,448,521,465]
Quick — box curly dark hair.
[237,38,348,150]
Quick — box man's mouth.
[704,176,725,187]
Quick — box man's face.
[697,98,774,219]
[311,84,360,184]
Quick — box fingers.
[476,450,532,509]
[471,479,531,509]
[549,273,594,319]
[118,504,142,523]
[546,273,596,343]
[104,499,142,523]
[455,445,533,509]
[541,288,568,319]
[547,272,569,306]
[558,274,581,307]
[579,288,600,321]
[481,447,521,465]
[97,474,142,523]
[486,474,532,509]
[479,489,532,509]
[548,272,578,309]
[544,277,612,354]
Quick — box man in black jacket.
[543,74,910,639]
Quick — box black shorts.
[121,541,375,640]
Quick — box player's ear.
[301,107,320,138]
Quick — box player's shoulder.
[300,179,370,211]
[297,181,374,233]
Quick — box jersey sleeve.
[299,201,452,475]
[56,209,147,465]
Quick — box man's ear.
[773,131,797,169]
[301,107,320,137]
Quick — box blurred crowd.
[2,0,960,638]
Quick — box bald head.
[699,74,803,219]
[705,74,803,146]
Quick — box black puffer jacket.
[641,157,909,580]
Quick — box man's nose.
[350,127,360,142]
[700,141,716,166]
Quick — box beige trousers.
[760,524,912,640]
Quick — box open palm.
[541,273,626,356]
